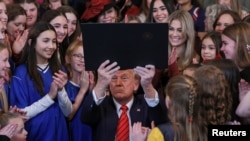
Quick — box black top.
[0,135,10,141]
[240,66,250,83]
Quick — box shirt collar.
[113,97,134,113]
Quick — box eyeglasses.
[72,54,84,60]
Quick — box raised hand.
[12,30,28,55]
[0,124,17,139]
[88,71,95,90]
[94,60,120,98]
[79,71,90,92]
[52,70,68,91]
[238,79,250,101]
[48,81,59,99]
[67,71,90,120]
[9,106,29,121]
[131,122,150,141]
[96,60,120,89]
[134,65,156,98]
[134,65,155,88]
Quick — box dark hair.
[57,5,81,42]
[194,65,232,125]
[242,14,250,23]
[213,10,241,30]
[41,0,68,9]
[41,9,66,24]
[201,31,222,54]
[20,21,61,96]
[96,3,120,22]
[14,0,39,8]
[201,31,223,61]
[173,0,203,8]
[146,0,175,23]
[41,9,69,65]
[14,0,40,27]
[80,1,120,23]
[204,59,241,121]
[7,4,26,22]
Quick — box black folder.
[81,23,169,71]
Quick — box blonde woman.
[64,39,94,141]
[167,10,199,77]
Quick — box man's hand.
[134,65,155,88]
[94,60,120,98]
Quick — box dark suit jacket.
[81,92,168,141]
[0,135,10,141]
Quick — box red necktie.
[116,105,129,141]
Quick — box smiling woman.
[167,10,199,77]
[80,0,120,23]
[146,0,174,23]
[6,4,28,69]
[0,1,8,26]
[9,21,72,141]
[15,0,39,29]
[6,4,26,44]
[221,22,250,83]
[41,9,69,65]
[57,5,81,43]
[64,39,94,141]
[213,10,241,33]
[200,31,223,63]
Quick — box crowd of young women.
[0,0,250,141]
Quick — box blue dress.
[65,81,92,141]
[9,64,69,141]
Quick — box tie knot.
[120,105,128,111]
